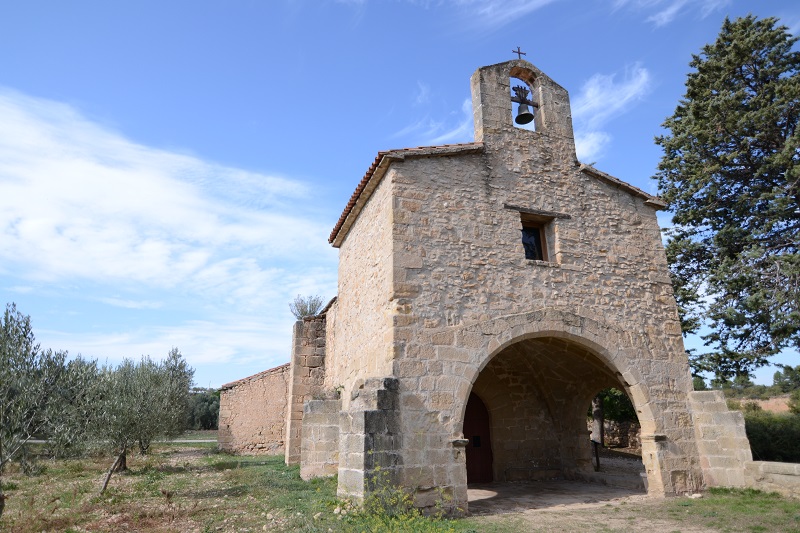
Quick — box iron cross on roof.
[512,47,526,60]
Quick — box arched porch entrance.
[463,334,643,487]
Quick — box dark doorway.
[464,392,493,483]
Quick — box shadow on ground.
[468,447,647,515]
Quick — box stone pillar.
[689,390,752,487]
[217,397,233,452]
[300,398,341,480]
[337,377,401,501]
[285,316,327,465]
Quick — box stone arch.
[442,306,672,495]
[452,307,656,438]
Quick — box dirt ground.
[471,486,717,532]
[753,396,791,413]
[465,446,716,532]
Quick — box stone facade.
[324,60,717,512]
[222,59,764,513]
[218,364,289,454]
[745,461,800,498]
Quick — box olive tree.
[0,303,95,518]
[95,348,194,493]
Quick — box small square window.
[521,225,547,261]
[504,204,569,263]
[519,212,551,262]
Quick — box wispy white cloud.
[571,63,651,161]
[0,87,339,385]
[96,297,163,310]
[452,0,559,31]
[613,0,730,27]
[429,99,473,144]
[414,81,431,105]
[0,88,333,294]
[574,132,612,163]
[786,16,800,36]
[41,315,292,368]
[647,0,688,26]
[392,98,473,146]
[572,63,651,129]
[345,0,557,31]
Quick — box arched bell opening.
[461,334,648,492]
[509,76,539,132]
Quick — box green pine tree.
[655,16,800,382]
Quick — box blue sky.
[1,0,798,388]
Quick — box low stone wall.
[746,461,800,498]
[585,419,641,450]
[604,420,641,450]
[218,364,290,454]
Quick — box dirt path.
[481,499,718,532]
[469,483,716,532]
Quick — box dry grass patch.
[2,444,800,532]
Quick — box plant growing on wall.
[289,294,325,319]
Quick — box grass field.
[1,442,799,532]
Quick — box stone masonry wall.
[285,316,327,465]
[384,61,702,505]
[745,462,800,498]
[218,364,289,454]
[326,168,395,406]
[337,378,401,501]
[300,398,341,480]
[471,343,565,481]
[326,60,718,510]
[689,390,752,487]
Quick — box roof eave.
[330,143,484,247]
[579,164,668,210]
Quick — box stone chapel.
[218,59,755,514]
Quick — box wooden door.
[464,392,493,483]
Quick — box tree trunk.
[116,451,127,472]
[591,395,604,471]
[100,452,125,494]
[138,439,150,455]
[591,395,604,445]
[0,482,5,519]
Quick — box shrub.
[591,388,637,422]
[788,389,800,415]
[187,388,220,430]
[289,294,325,319]
[744,411,800,462]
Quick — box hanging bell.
[515,103,534,125]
